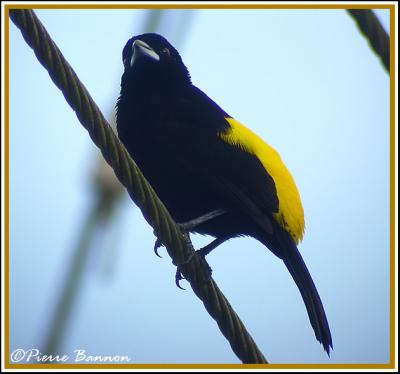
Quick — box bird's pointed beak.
[130,39,160,67]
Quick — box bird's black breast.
[117,88,229,222]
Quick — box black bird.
[116,33,333,355]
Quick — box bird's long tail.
[263,229,333,355]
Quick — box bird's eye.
[162,47,171,57]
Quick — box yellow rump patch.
[219,117,305,244]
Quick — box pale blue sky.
[9,8,391,364]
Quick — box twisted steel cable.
[8,9,267,364]
[347,9,390,73]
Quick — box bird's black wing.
[149,86,279,236]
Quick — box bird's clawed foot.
[153,236,214,290]
[153,209,227,289]
[154,237,163,258]
[153,209,225,259]
[175,268,185,290]
[173,248,212,290]
[154,235,228,289]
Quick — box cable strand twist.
[347,9,390,73]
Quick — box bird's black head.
[120,33,191,95]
